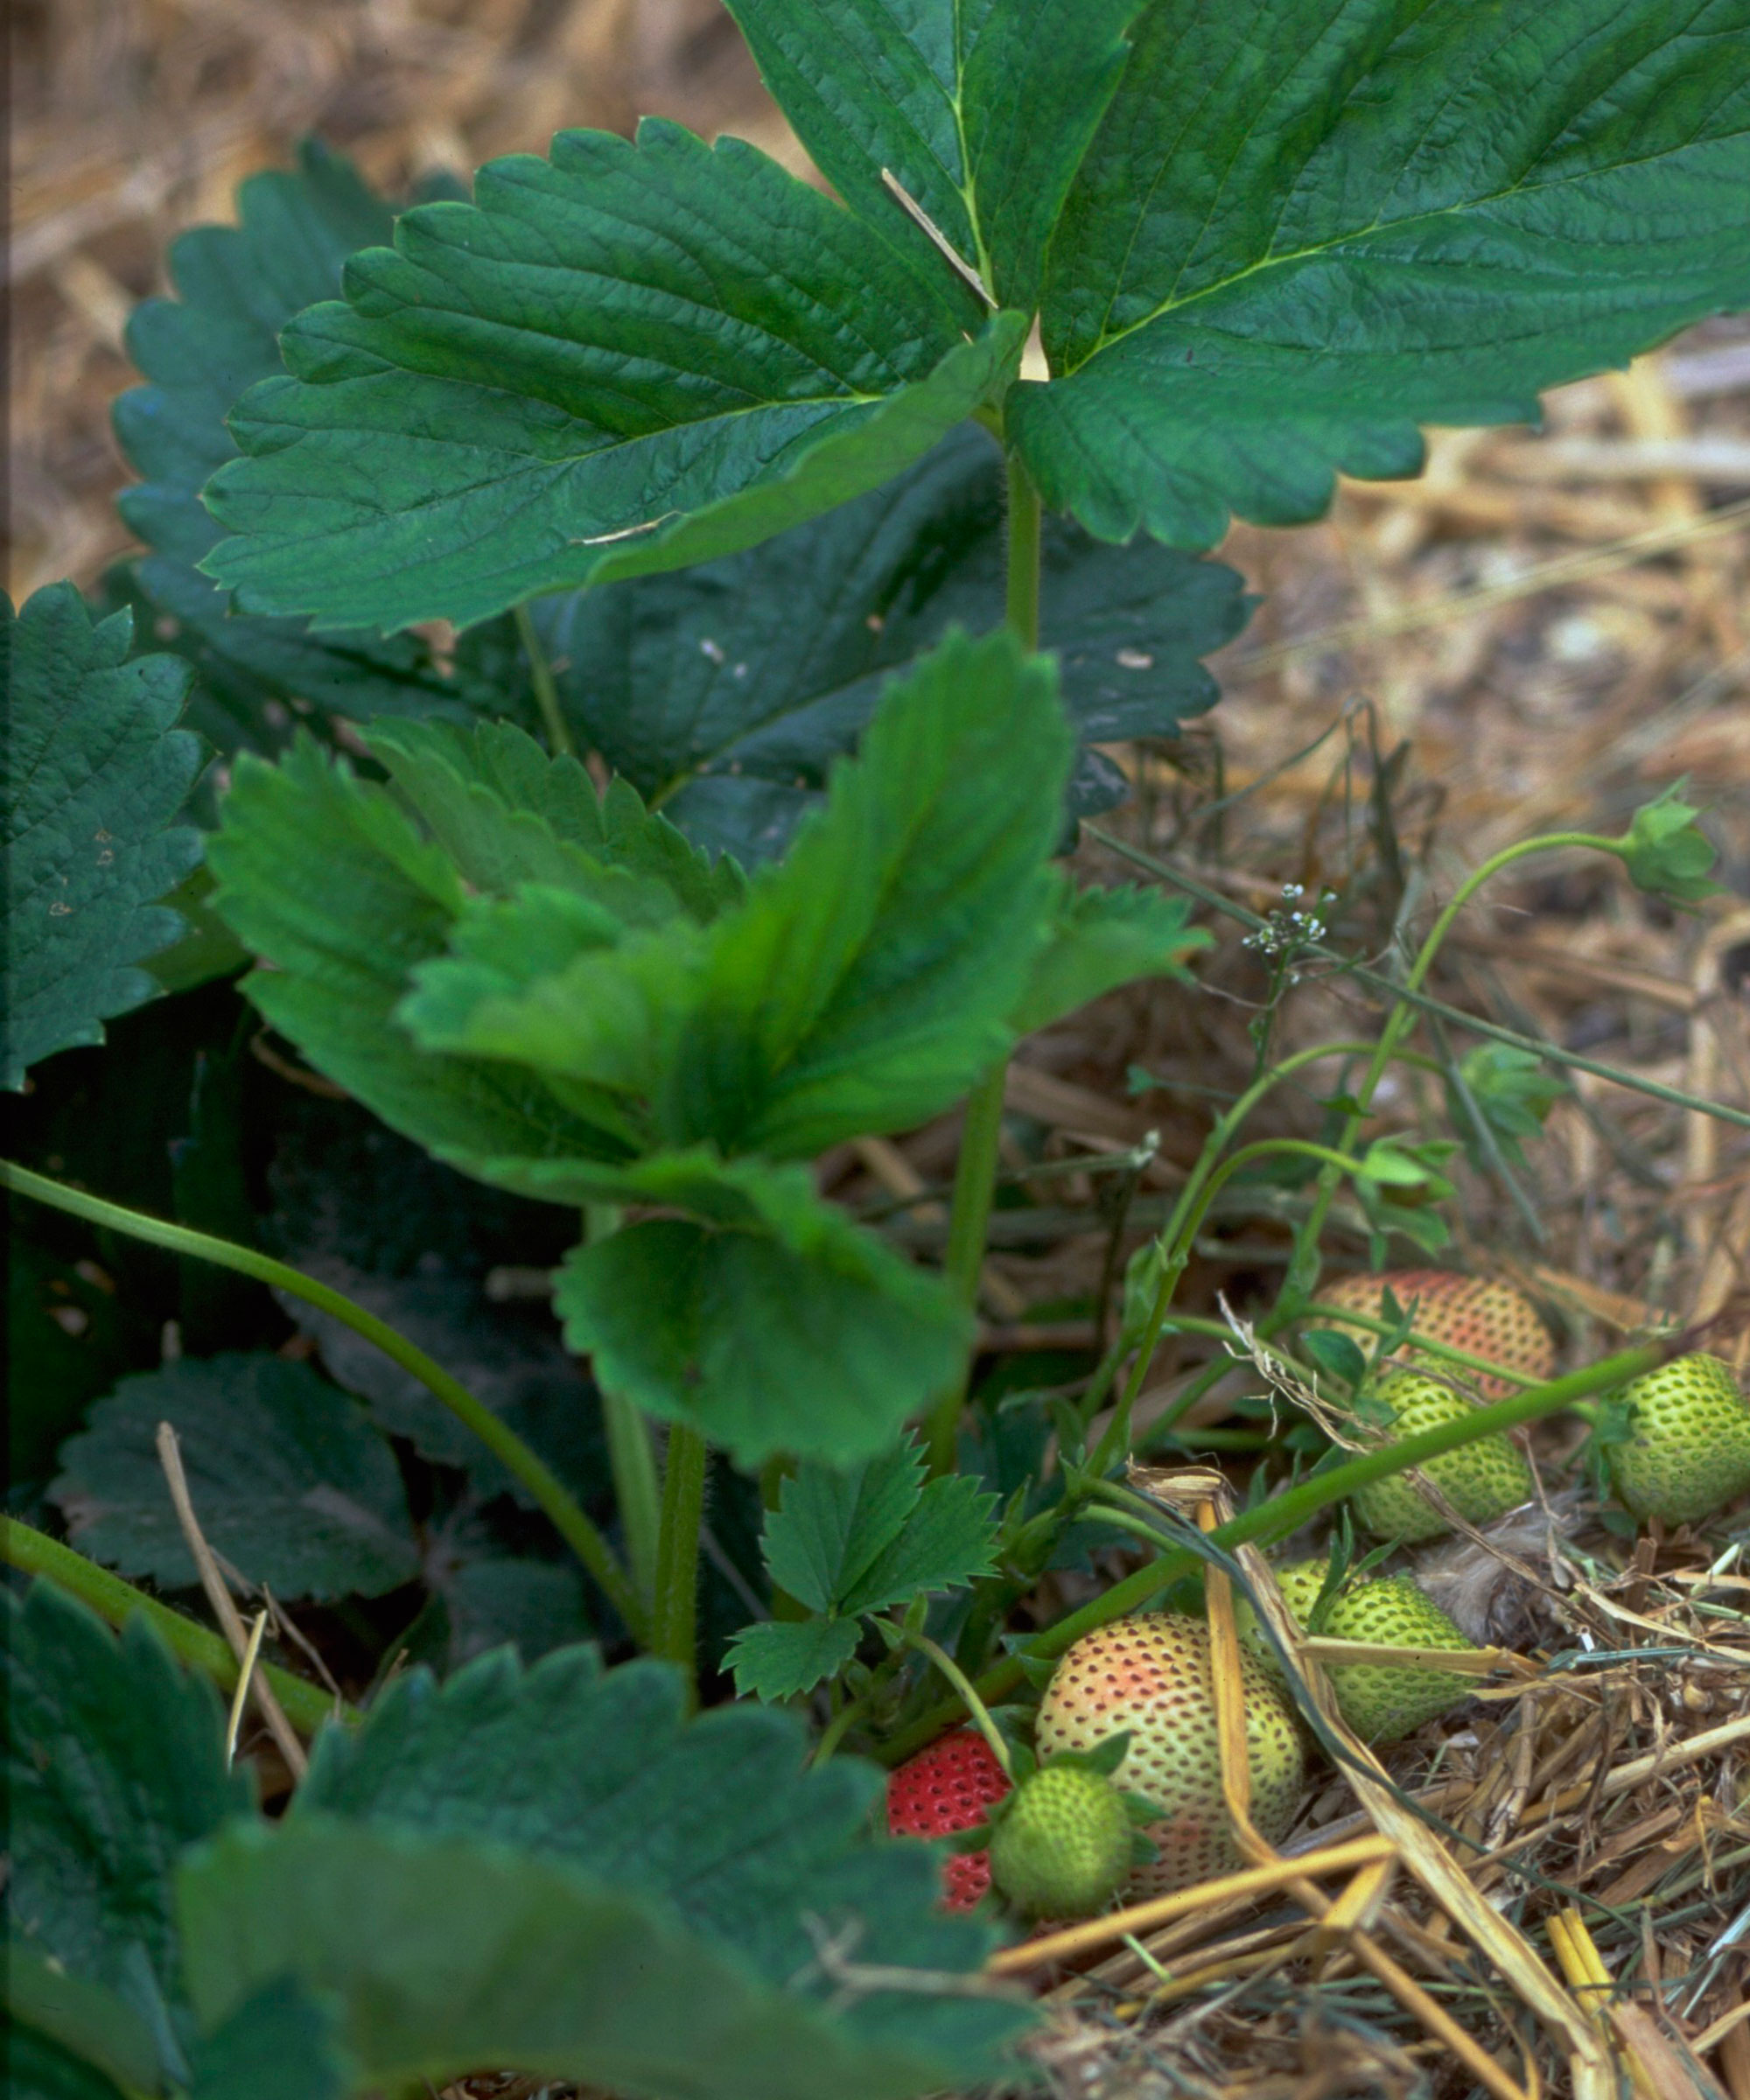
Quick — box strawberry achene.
[886,1728,1011,1910]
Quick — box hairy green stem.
[651,1424,709,1707]
[878,1334,1667,1764]
[2,1516,346,1737]
[1082,826,1750,1134]
[514,602,575,760]
[584,1204,662,1608]
[4,1160,644,1641]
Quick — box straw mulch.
[17,5,1750,2096]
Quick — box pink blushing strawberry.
[886,1727,1012,1909]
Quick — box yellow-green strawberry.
[1312,1270,1553,1400]
[986,1764,1137,1919]
[1606,1354,1750,1527]
[1241,1560,1474,1743]
[1349,1370,1534,1543]
[1034,1614,1305,1895]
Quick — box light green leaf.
[3,1583,248,2017]
[3,585,202,1089]
[1009,878,1207,1037]
[52,1354,420,1602]
[549,1156,969,1467]
[399,628,1074,1163]
[673,626,1071,1158]
[1617,781,1724,904]
[110,139,502,761]
[206,737,634,1175]
[723,1616,863,1702]
[724,0,1143,312]
[838,1471,1000,1615]
[534,423,1250,868]
[763,1439,926,1614]
[201,117,1024,633]
[1446,1044,1564,1173]
[293,1648,1020,2070]
[1015,0,1750,547]
[179,1816,1018,2100]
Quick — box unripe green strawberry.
[1312,1270,1553,1400]
[1035,1614,1305,1895]
[1606,1354,1750,1527]
[1350,1370,1534,1543]
[986,1764,1136,1919]
[1240,1560,1474,1743]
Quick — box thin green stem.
[905,1631,1012,1778]
[923,1061,1009,1473]
[651,1424,709,1708]
[2,1517,346,1737]
[1004,447,1043,650]
[4,1161,644,1641]
[878,1334,1669,1764]
[1082,827,1750,1134]
[584,1205,661,1607]
[514,603,575,759]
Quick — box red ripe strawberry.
[886,1728,1012,1910]
[1312,1269,1553,1400]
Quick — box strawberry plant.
[6,4,1750,2094]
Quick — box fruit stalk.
[651,1423,710,1706]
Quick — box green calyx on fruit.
[1310,1270,1553,1401]
[1349,1370,1535,1543]
[1035,1614,1306,1897]
[1605,1354,1750,1528]
[1242,1559,1474,1744]
[984,1757,1146,1920]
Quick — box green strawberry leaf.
[290,1649,1026,2076]
[206,735,634,1174]
[3,1583,249,2042]
[3,1948,164,2100]
[201,116,1026,633]
[179,1814,1020,2100]
[724,0,1144,312]
[1008,878,1207,1037]
[110,140,501,765]
[550,1157,968,1467]
[3,586,202,1090]
[532,424,1250,867]
[1013,0,1750,549]
[186,1979,354,2100]
[399,627,1073,1160]
[837,1472,1001,1616]
[51,1354,420,1602]
[1616,781,1725,905]
[723,1616,864,1702]
[763,1438,927,1615]
[1301,1328,1369,1391]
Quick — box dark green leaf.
[52,1354,420,1601]
[2,2021,131,2100]
[3,1582,248,2015]
[1300,1328,1368,1390]
[206,736,631,1174]
[1015,0,1750,548]
[534,424,1249,866]
[1009,879,1207,1037]
[723,1615,863,1701]
[202,117,1024,632]
[2,586,202,1089]
[550,1157,968,1467]
[3,1947,164,2100]
[292,1647,1022,2070]
[179,1814,1020,2100]
[436,1557,594,1667]
[111,138,508,757]
[724,0,1143,312]
[763,1439,925,1614]
[186,1980,354,2100]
